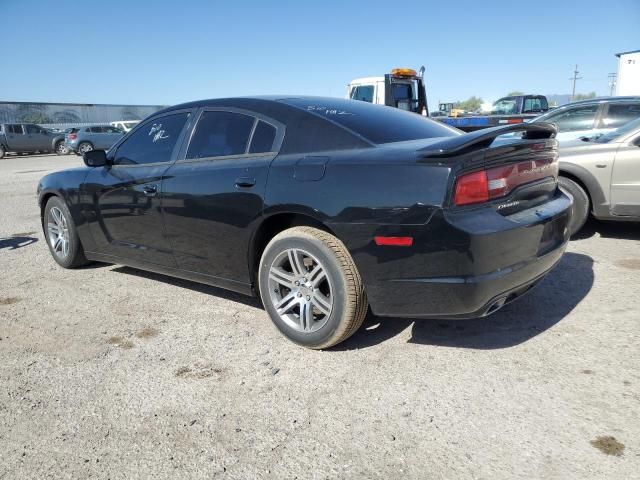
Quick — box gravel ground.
[1,154,639,479]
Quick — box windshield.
[594,117,640,143]
[492,97,518,115]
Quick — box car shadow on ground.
[573,218,640,241]
[334,252,594,351]
[110,266,263,309]
[109,252,593,351]
[0,234,38,250]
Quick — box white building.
[615,49,640,96]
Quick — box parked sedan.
[37,97,571,349]
[65,125,125,154]
[531,96,640,143]
[558,117,640,234]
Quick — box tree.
[507,91,524,96]
[572,92,597,101]
[454,96,483,112]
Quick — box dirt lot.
[1,154,639,479]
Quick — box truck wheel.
[55,141,68,155]
[258,226,368,349]
[0,145,4,159]
[43,196,89,268]
[78,142,93,154]
[559,176,589,236]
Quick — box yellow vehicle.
[438,103,466,117]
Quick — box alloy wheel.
[47,206,70,258]
[267,248,333,333]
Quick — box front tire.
[44,196,89,268]
[0,145,5,159]
[258,226,367,349]
[55,141,69,155]
[558,176,589,236]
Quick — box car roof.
[559,96,640,107]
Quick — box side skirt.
[85,251,255,297]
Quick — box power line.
[569,64,582,102]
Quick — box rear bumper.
[333,189,572,319]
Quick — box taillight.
[453,171,489,205]
[68,133,77,140]
[454,157,557,206]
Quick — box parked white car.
[531,96,640,143]
[109,120,139,132]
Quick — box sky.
[1,0,639,107]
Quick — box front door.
[162,108,283,284]
[24,124,51,151]
[82,111,192,266]
[610,137,640,217]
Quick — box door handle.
[235,177,256,188]
[595,164,607,168]
[142,184,158,196]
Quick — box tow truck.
[436,94,550,132]
[347,67,429,115]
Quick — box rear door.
[610,133,640,217]
[162,108,284,284]
[82,111,193,266]
[5,124,29,151]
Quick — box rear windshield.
[281,97,460,144]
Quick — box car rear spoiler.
[418,122,557,160]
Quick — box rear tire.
[0,145,4,159]
[43,196,89,268]
[258,226,367,349]
[559,176,589,236]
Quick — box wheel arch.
[558,163,608,215]
[248,211,338,291]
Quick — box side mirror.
[83,149,109,167]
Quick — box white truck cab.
[347,67,428,115]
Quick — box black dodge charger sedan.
[37,97,572,348]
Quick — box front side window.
[545,105,598,132]
[114,113,189,165]
[105,126,123,134]
[602,103,640,128]
[186,111,254,159]
[350,85,375,103]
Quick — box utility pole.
[569,64,582,101]
[608,73,617,96]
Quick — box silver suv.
[65,125,125,155]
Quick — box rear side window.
[544,104,598,132]
[350,85,374,103]
[249,121,276,153]
[8,125,24,134]
[25,125,44,134]
[187,111,254,159]
[602,103,640,128]
[523,97,548,113]
[114,113,189,165]
[283,97,459,144]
